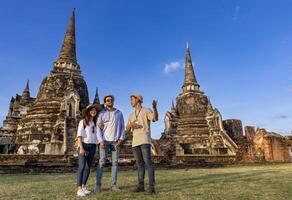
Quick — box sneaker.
[77,189,86,197]
[111,186,121,191]
[132,185,145,192]
[82,187,91,195]
[144,188,156,195]
[94,186,101,193]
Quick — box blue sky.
[0,0,291,138]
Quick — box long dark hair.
[83,107,98,128]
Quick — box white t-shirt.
[77,120,99,144]
[97,108,125,142]
[103,111,116,141]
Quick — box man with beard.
[95,94,125,192]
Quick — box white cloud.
[163,60,184,74]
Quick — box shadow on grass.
[157,170,279,192]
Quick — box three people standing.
[76,93,158,196]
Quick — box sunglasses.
[105,99,113,102]
[92,126,95,134]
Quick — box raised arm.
[152,100,158,122]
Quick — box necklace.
[135,107,142,120]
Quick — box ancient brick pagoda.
[2,81,35,132]
[0,81,35,153]
[162,44,238,158]
[15,9,90,155]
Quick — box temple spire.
[24,80,29,92]
[93,87,100,104]
[182,43,200,93]
[171,100,175,109]
[54,8,80,72]
[22,80,30,100]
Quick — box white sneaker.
[77,189,86,197]
[112,186,121,191]
[82,187,91,195]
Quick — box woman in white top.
[76,104,102,197]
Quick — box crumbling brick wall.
[223,119,244,145]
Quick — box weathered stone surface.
[223,119,244,145]
[245,126,256,142]
[160,45,238,161]
[0,10,102,156]
[253,129,290,162]
[14,10,90,155]
[237,128,291,162]
[0,80,35,154]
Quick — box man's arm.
[126,114,136,132]
[96,112,105,148]
[116,113,125,148]
[120,114,125,140]
[97,111,104,130]
[152,100,158,122]
[96,126,104,143]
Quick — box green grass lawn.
[1,163,292,200]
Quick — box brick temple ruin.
[156,45,292,164]
[0,9,99,155]
[0,10,292,166]
[158,45,238,163]
[0,81,35,154]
